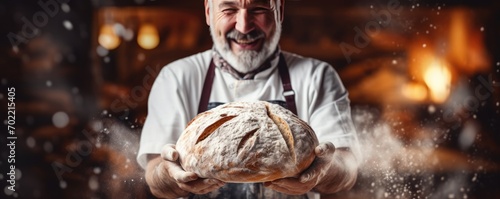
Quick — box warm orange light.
[423,59,452,103]
[447,9,490,74]
[402,82,428,102]
[448,9,468,67]
[98,24,121,50]
[137,24,160,50]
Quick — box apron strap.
[198,60,216,114]
[277,54,298,115]
[198,54,297,115]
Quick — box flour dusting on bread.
[176,101,319,183]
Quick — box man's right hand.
[145,144,225,198]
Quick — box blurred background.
[0,0,499,198]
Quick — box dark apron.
[191,54,308,199]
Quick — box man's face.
[205,0,283,73]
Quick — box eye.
[249,7,271,14]
[222,8,238,15]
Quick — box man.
[137,0,361,198]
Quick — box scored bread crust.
[176,101,319,183]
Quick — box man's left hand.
[264,142,358,195]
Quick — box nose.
[235,9,254,34]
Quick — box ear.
[204,0,211,26]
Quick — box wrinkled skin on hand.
[264,142,359,195]
[145,144,225,199]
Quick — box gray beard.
[210,25,282,74]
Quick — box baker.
[137,0,361,198]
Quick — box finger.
[299,157,329,183]
[196,183,225,195]
[271,178,307,189]
[179,178,225,194]
[164,161,198,183]
[154,162,192,198]
[272,177,316,191]
[194,179,225,194]
[299,169,320,183]
[315,142,335,157]
[202,178,225,187]
[265,183,307,195]
[161,144,179,161]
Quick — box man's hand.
[145,144,225,198]
[264,142,358,195]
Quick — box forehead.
[213,0,272,7]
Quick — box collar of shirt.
[212,47,281,80]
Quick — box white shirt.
[137,49,359,169]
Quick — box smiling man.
[210,0,282,75]
[138,0,361,198]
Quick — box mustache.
[226,29,265,40]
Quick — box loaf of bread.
[176,101,319,182]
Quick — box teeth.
[235,39,257,44]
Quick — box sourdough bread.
[176,101,319,182]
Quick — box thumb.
[161,144,179,161]
[315,142,335,157]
